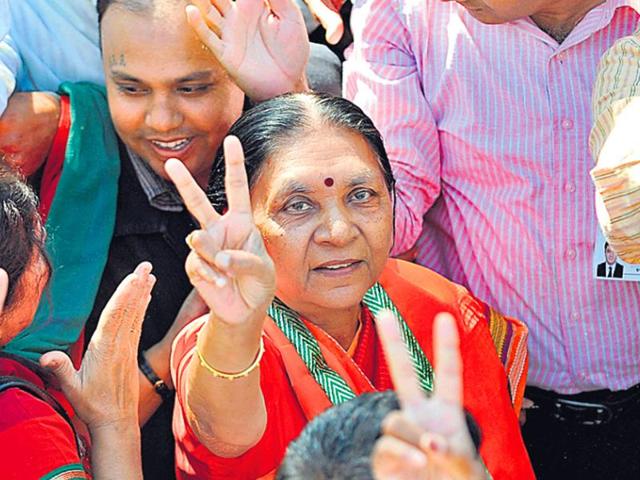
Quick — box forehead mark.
[324,177,334,187]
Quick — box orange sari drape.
[173,259,534,479]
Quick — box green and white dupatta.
[267,282,434,406]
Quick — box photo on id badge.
[593,228,638,281]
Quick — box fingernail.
[186,232,195,249]
[421,433,446,454]
[216,252,230,269]
[406,449,427,468]
[215,275,227,288]
[198,267,216,283]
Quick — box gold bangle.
[195,337,265,380]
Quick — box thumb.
[304,0,344,44]
[40,351,80,396]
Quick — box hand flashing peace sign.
[164,136,276,326]
[186,0,309,102]
[373,311,485,480]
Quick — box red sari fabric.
[39,94,70,223]
[0,356,89,480]
[171,259,534,479]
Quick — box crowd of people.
[0,0,639,479]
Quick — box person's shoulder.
[0,389,86,479]
[0,387,56,426]
[596,27,640,84]
[606,27,640,55]
[380,259,491,334]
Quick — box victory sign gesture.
[165,136,276,328]
[373,311,486,480]
[166,136,276,456]
[186,0,310,102]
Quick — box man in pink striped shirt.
[345,0,640,478]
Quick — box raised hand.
[372,311,484,480]
[164,136,276,327]
[40,262,155,429]
[186,0,310,102]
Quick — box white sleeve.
[0,0,20,115]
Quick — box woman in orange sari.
[166,93,534,479]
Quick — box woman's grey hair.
[206,92,396,215]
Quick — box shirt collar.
[127,146,184,213]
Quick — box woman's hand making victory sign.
[166,136,276,456]
[165,136,276,328]
[186,0,310,102]
[373,311,486,480]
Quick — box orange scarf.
[260,259,533,479]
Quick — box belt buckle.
[553,399,614,426]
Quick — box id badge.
[593,228,640,281]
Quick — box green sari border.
[40,463,89,480]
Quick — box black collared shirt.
[84,141,197,480]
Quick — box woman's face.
[0,249,49,346]
[251,128,394,318]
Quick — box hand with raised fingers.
[40,262,155,430]
[372,311,485,480]
[164,136,276,328]
[186,0,310,102]
[302,0,344,44]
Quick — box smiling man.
[1,0,310,478]
[100,1,244,189]
[345,0,640,478]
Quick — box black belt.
[525,384,640,426]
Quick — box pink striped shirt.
[344,0,640,393]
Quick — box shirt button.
[570,312,580,321]
[566,249,577,260]
[556,52,568,62]
[561,118,574,130]
[564,182,576,193]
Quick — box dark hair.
[276,391,399,480]
[207,92,396,214]
[97,0,148,27]
[96,0,146,28]
[0,163,48,311]
[604,242,611,253]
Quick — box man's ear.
[0,268,8,315]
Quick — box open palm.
[187,0,309,101]
[165,136,276,326]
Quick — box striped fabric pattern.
[42,464,89,480]
[590,28,640,263]
[345,0,640,393]
[487,306,529,412]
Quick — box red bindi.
[324,177,334,187]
